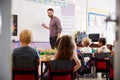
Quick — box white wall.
[12,0,116,44]
[75,0,87,32]
[88,0,116,12]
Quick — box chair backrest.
[95,58,110,80]
[13,56,38,68]
[79,53,92,74]
[81,53,93,58]
[94,53,111,80]
[94,52,110,71]
[12,56,39,80]
[94,52,111,59]
[48,60,75,80]
[79,53,93,65]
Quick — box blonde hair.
[19,29,32,44]
[82,38,91,47]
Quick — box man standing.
[42,8,62,49]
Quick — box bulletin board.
[88,12,107,36]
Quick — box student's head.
[56,35,76,60]
[107,44,113,51]
[98,38,106,46]
[47,8,54,18]
[19,29,32,45]
[82,38,91,47]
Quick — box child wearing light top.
[80,38,92,65]
[81,38,92,53]
[96,38,110,53]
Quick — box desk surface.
[40,55,54,62]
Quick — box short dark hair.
[47,8,54,12]
[98,38,106,45]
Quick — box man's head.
[47,8,54,18]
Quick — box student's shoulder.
[27,46,36,52]
[13,47,22,52]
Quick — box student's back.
[13,46,39,60]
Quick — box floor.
[76,73,106,80]
[79,78,106,80]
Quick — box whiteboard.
[18,0,61,42]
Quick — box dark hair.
[98,38,106,45]
[47,8,54,12]
[107,44,113,51]
[56,35,76,60]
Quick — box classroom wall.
[75,0,116,32]
[11,0,116,48]
[11,0,61,42]
[11,0,75,42]
[11,0,75,49]
[88,0,116,12]
[88,0,116,44]
[74,0,116,44]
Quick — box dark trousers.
[43,36,57,75]
[49,36,57,49]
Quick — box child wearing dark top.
[13,29,39,67]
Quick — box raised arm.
[41,23,50,30]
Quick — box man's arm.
[56,18,62,39]
[57,33,61,39]
[41,23,50,30]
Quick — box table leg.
[41,62,43,80]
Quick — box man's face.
[47,10,54,18]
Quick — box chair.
[12,56,39,80]
[94,53,111,80]
[47,60,75,80]
[77,53,93,75]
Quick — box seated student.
[96,38,110,53]
[43,35,81,79]
[13,29,40,66]
[107,44,115,55]
[55,35,81,71]
[80,38,92,53]
[80,38,92,65]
